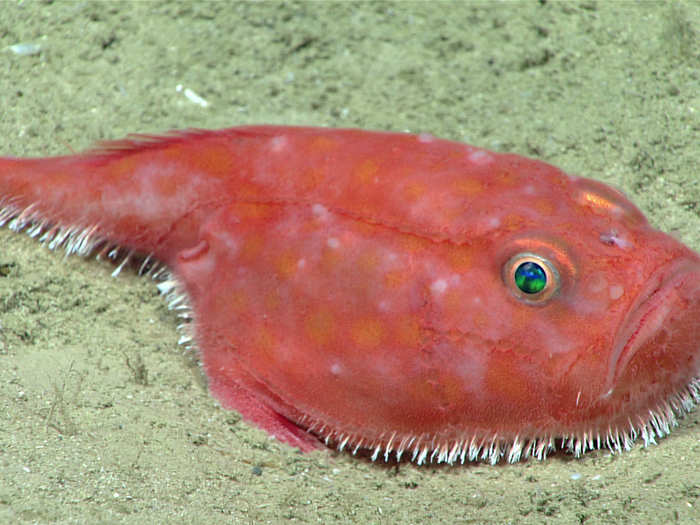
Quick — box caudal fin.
[0,130,249,265]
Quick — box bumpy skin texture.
[2,126,699,463]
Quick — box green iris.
[514,261,547,294]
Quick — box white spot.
[312,203,329,220]
[270,135,289,152]
[589,274,608,293]
[430,279,448,295]
[472,296,482,305]
[475,216,501,235]
[522,184,536,195]
[297,258,306,269]
[330,363,343,376]
[326,237,340,249]
[449,342,487,395]
[609,285,624,300]
[417,132,435,143]
[378,300,390,312]
[538,323,576,355]
[468,150,493,166]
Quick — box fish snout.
[606,258,700,398]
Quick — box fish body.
[1,126,699,464]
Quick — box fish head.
[440,171,700,444]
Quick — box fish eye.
[503,252,559,304]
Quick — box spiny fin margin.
[300,377,700,465]
[0,198,197,355]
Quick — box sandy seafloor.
[0,1,699,524]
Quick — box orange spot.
[399,235,426,254]
[443,289,463,312]
[240,236,263,263]
[396,317,422,347]
[300,218,322,235]
[351,318,384,349]
[430,372,469,409]
[403,182,426,201]
[384,270,409,289]
[497,169,518,187]
[108,156,139,180]
[199,143,236,178]
[446,246,473,271]
[453,178,483,196]
[305,310,334,346]
[228,291,248,314]
[233,203,273,221]
[472,310,488,329]
[264,290,281,311]
[354,159,379,184]
[358,251,380,274]
[310,136,338,152]
[407,374,440,406]
[255,326,277,354]
[300,168,323,191]
[275,251,298,279]
[321,245,342,271]
[503,214,524,231]
[353,220,379,237]
[212,290,248,317]
[404,366,470,412]
[236,182,264,200]
[154,175,178,197]
[534,198,554,215]
[485,356,533,406]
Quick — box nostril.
[599,230,632,250]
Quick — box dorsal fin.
[85,126,280,157]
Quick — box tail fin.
[0,130,244,265]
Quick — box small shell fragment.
[8,43,42,56]
[175,84,209,108]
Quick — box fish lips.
[605,258,700,399]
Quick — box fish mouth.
[605,258,700,396]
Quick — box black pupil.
[514,261,547,294]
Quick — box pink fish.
[1,126,698,464]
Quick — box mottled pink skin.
[1,126,699,460]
